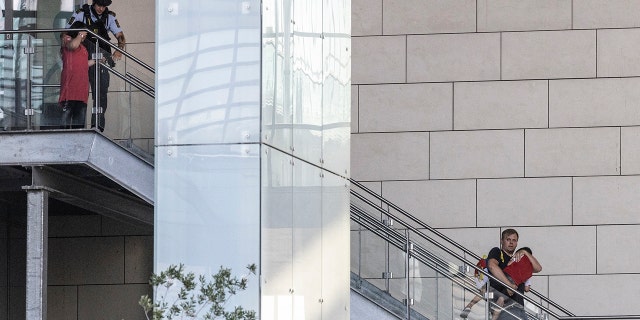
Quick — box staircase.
[348,180,573,320]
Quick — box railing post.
[92,37,102,129]
[485,281,492,320]
[25,35,34,130]
[382,215,393,293]
[404,230,413,319]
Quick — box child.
[503,247,540,289]
[460,255,493,319]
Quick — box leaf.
[141,263,256,319]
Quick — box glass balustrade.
[350,180,572,320]
[0,29,155,156]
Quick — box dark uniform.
[66,0,124,132]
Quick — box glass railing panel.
[0,29,155,156]
[114,90,154,151]
[291,1,323,167]
[353,228,390,283]
[262,0,294,154]
[31,29,60,129]
[99,52,154,143]
[380,230,450,319]
[321,171,350,320]
[322,0,350,176]
[108,56,154,155]
[408,228,470,319]
[321,34,350,175]
[457,283,491,320]
[350,212,484,319]
[37,86,63,129]
[292,157,322,319]
[0,33,31,131]
[350,180,577,320]
[350,218,363,276]
[261,146,294,317]
[411,274,454,319]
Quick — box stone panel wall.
[351,0,640,315]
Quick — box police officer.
[66,0,126,132]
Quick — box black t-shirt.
[487,246,526,305]
[487,246,511,292]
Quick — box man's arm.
[488,258,517,291]
[64,32,86,51]
[107,12,125,60]
[112,31,126,60]
[523,278,532,292]
[523,252,542,273]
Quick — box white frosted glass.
[322,172,350,320]
[156,0,261,145]
[292,34,323,166]
[260,1,351,318]
[292,159,323,318]
[261,146,293,306]
[322,36,351,175]
[262,1,293,152]
[156,144,260,313]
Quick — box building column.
[24,187,48,320]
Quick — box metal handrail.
[0,27,155,132]
[352,204,537,320]
[350,182,571,319]
[0,28,154,74]
[101,63,154,98]
[350,178,575,317]
[126,72,155,94]
[351,198,555,318]
[351,182,640,320]
[560,317,640,320]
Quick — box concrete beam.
[0,130,154,204]
[30,166,153,225]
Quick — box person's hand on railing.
[112,50,123,61]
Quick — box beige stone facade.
[352,0,640,315]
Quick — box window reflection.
[261,4,350,318]
[157,1,261,145]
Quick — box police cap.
[93,0,112,6]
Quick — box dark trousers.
[60,100,87,129]
[88,63,110,132]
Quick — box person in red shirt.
[59,21,100,128]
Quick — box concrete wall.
[352,0,640,316]
[0,198,152,320]
[47,213,153,320]
[0,203,10,320]
[0,195,26,320]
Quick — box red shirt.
[503,255,533,286]
[59,35,89,103]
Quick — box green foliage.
[140,263,257,320]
